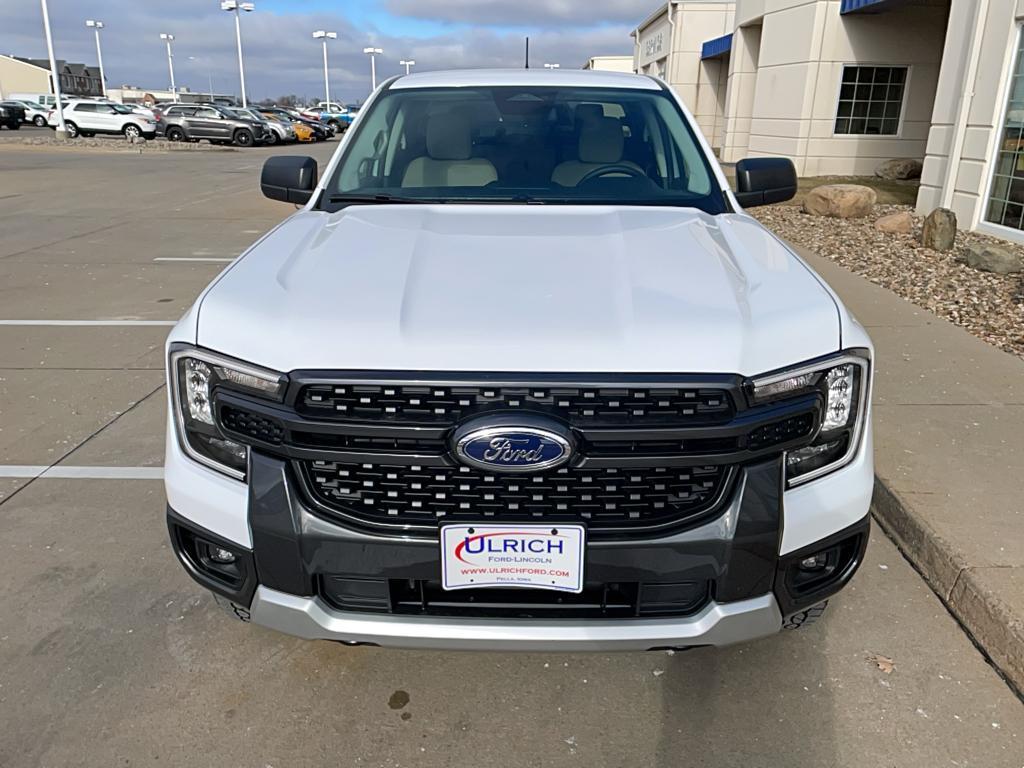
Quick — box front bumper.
[167,447,871,650]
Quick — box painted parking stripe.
[0,320,176,326]
[154,257,233,263]
[0,465,164,480]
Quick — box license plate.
[440,524,585,593]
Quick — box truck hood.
[197,205,841,376]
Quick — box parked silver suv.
[160,104,267,147]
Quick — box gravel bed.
[4,135,235,152]
[751,203,1024,360]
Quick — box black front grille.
[301,459,730,532]
[298,383,734,427]
[220,405,284,445]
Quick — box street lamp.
[188,56,214,101]
[85,20,107,98]
[220,0,254,107]
[400,59,415,75]
[313,30,337,107]
[363,47,383,92]
[543,63,560,70]
[160,33,177,102]
[39,0,68,138]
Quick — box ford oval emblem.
[455,425,572,473]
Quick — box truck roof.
[390,68,658,91]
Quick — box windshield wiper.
[327,193,431,205]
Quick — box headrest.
[579,117,624,164]
[575,103,604,124]
[426,113,472,161]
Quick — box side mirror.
[733,157,797,208]
[261,155,318,204]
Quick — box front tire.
[63,121,79,138]
[166,126,185,142]
[233,129,254,147]
[264,131,278,146]
[33,115,47,127]
[123,123,142,140]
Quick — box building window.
[986,33,1024,232]
[834,66,906,135]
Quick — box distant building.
[582,56,635,73]
[631,0,1024,244]
[107,85,238,106]
[0,54,103,98]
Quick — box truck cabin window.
[324,86,726,214]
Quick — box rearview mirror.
[733,157,797,208]
[261,155,318,205]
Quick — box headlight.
[170,345,286,480]
[751,351,870,486]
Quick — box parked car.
[300,101,359,132]
[4,99,49,126]
[8,92,57,108]
[165,70,874,651]
[46,100,156,139]
[255,108,314,142]
[233,108,295,145]
[160,104,268,147]
[0,102,27,129]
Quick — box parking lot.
[1,141,1022,768]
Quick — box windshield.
[111,104,135,114]
[322,85,725,212]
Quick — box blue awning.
[700,33,733,60]
[840,0,899,13]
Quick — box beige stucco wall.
[723,0,947,174]
[584,56,635,73]
[0,55,50,99]
[634,1,736,148]
[917,0,1022,240]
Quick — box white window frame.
[831,63,912,139]
[976,23,1024,245]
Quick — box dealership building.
[632,0,1024,243]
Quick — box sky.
[0,0,652,104]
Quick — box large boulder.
[957,242,1023,274]
[921,208,957,251]
[802,184,877,218]
[875,158,923,180]
[874,211,914,233]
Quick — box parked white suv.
[48,99,157,140]
[165,70,874,651]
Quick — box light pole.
[160,34,177,102]
[543,63,560,70]
[363,47,382,92]
[188,56,214,101]
[85,20,107,98]
[220,1,254,107]
[400,59,415,75]
[39,0,67,137]
[313,30,337,107]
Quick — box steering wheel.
[578,164,647,184]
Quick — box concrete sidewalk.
[795,245,1024,695]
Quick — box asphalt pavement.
[0,140,1021,768]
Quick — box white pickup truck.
[165,69,873,651]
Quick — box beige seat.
[551,117,642,188]
[402,113,497,188]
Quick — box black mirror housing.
[261,155,318,205]
[734,157,798,208]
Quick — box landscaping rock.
[875,211,914,234]
[957,242,1023,274]
[802,184,877,218]
[921,208,957,251]
[875,158,923,180]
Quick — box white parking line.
[0,465,164,480]
[154,257,234,263]
[0,320,176,326]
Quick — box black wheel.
[33,115,46,127]
[123,123,142,140]
[782,601,828,630]
[63,121,79,138]
[233,129,254,147]
[166,126,185,142]
[264,131,278,145]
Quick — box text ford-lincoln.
[165,70,873,650]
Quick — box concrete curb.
[871,477,1024,696]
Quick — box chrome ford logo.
[455,425,572,473]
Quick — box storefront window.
[986,33,1024,231]
[834,66,906,135]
